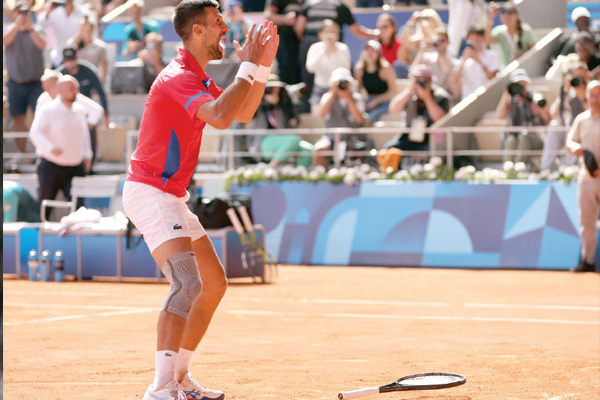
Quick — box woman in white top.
[305,19,352,115]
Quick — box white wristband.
[235,61,259,84]
[255,65,272,83]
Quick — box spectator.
[58,46,109,167]
[121,0,159,61]
[37,0,85,68]
[566,80,600,273]
[67,14,109,83]
[376,13,410,78]
[574,32,600,79]
[496,69,550,165]
[411,28,457,98]
[248,74,313,167]
[137,32,169,92]
[402,8,444,61]
[36,69,104,129]
[264,0,302,84]
[384,64,450,167]
[305,19,352,115]
[58,46,108,116]
[3,0,46,154]
[355,0,383,7]
[355,40,397,123]
[29,75,92,219]
[314,67,371,168]
[485,2,536,69]
[222,0,253,59]
[294,0,378,112]
[450,26,499,100]
[447,0,487,57]
[554,6,600,58]
[542,62,589,170]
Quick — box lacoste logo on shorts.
[165,352,172,357]
[173,224,183,230]
[248,74,254,81]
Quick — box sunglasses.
[377,24,391,29]
[501,9,517,15]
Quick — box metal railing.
[4,125,571,172]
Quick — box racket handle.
[338,387,380,400]
[238,206,255,233]
[226,208,245,235]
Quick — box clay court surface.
[3,266,600,400]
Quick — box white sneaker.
[179,372,224,400]
[142,380,186,400]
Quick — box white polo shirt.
[29,97,92,166]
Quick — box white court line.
[5,302,149,311]
[547,394,579,400]
[3,308,157,326]
[6,291,599,312]
[228,296,599,312]
[225,309,600,326]
[466,303,600,311]
[4,290,160,298]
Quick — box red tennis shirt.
[126,48,223,197]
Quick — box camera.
[338,80,349,90]
[465,40,475,49]
[416,77,429,88]
[507,82,524,97]
[570,77,582,87]
[19,7,29,14]
[531,93,547,108]
[432,40,439,47]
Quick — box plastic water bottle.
[54,250,65,282]
[41,250,52,282]
[27,249,39,281]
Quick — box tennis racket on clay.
[338,372,466,400]
[226,208,265,282]
[238,205,278,282]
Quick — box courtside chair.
[39,175,126,281]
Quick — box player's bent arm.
[235,81,267,123]
[195,79,253,129]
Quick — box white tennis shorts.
[122,181,206,253]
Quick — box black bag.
[193,193,253,229]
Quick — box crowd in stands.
[3,0,600,177]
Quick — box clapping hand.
[233,21,279,66]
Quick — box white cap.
[329,67,354,86]
[571,6,591,24]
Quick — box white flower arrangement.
[224,159,580,191]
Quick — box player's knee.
[161,251,203,320]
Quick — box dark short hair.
[467,26,485,37]
[173,0,219,42]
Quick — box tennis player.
[121,1,279,399]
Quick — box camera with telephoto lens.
[570,77,582,87]
[530,92,547,108]
[338,80,349,90]
[507,81,524,97]
[416,77,429,88]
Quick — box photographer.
[411,28,457,100]
[542,62,589,170]
[450,25,499,100]
[496,69,550,165]
[383,64,451,166]
[313,67,371,168]
[248,74,313,168]
[3,0,46,154]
